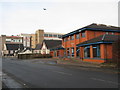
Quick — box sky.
[0,0,119,35]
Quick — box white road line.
[91,77,119,85]
[53,71,72,76]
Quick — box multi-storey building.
[30,29,64,49]
[44,32,63,40]
[1,35,24,56]
[51,23,120,63]
[19,33,32,48]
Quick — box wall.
[31,34,36,48]
[35,29,44,45]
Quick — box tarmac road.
[2,58,119,88]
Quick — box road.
[2,58,119,88]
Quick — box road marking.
[53,71,72,76]
[91,77,120,85]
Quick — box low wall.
[18,54,52,59]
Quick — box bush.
[18,54,52,59]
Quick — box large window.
[76,34,80,39]
[53,34,57,37]
[70,35,74,40]
[49,34,52,37]
[71,47,74,57]
[67,48,70,57]
[81,32,85,38]
[84,46,90,58]
[93,45,100,58]
[76,47,80,57]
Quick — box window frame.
[70,35,74,40]
[76,33,80,39]
[81,31,85,38]
[84,46,90,58]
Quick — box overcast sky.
[0,0,119,35]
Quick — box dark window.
[71,47,74,57]
[49,34,52,37]
[84,46,90,58]
[76,47,80,57]
[70,35,74,40]
[67,48,70,56]
[76,34,80,39]
[58,35,62,38]
[93,45,100,58]
[44,34,48,37]
[53,34,57,37]
[82,32,85,37]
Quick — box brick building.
[51,23,120,63]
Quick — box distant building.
[44,32,63,40]
[0,35,24,56]
[34,40,62,54]
[19,33,32,48]
[30,29,64,49]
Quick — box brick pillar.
[80,47,84,60]
[74,46,76,58]
[90,45,93,58]
[100,44,105,59]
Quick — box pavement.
[24,58,119,74]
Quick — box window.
[53,34,57,37]
[76,47,80,57]
[93,45,100,58]
[58,35,62,38]
[49,34,52,37]
[66,37,69,41]
[106,32,109,34]
[64,49,67,57]
[76,34,80,39]
[70,35,74,40]
[82,32,85,37]
[44,34,48,37]
[63,38,66,42]
[67,48,70,56]
[71,47,74,57]
[54,51,57,57]
[19,40,21,42]
[84,46,90,58]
